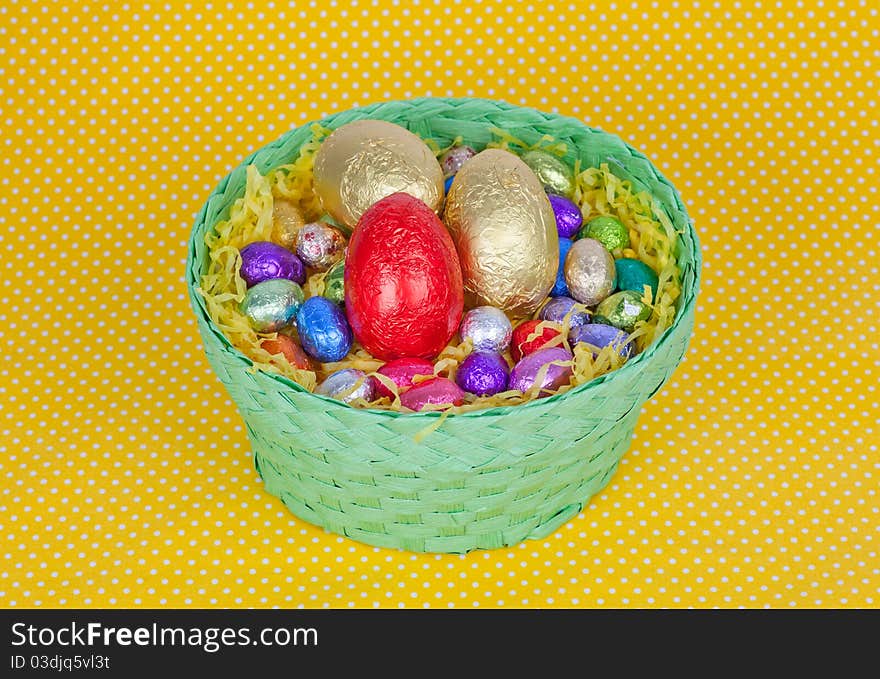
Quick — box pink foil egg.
[375,357,436,399]
[399,377,465,411]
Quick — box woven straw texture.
[186,97,701,554]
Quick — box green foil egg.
[580,215,630,252]
[520,149,575,198]
[594,290,652,332]
[322,258,345,305]
[615,257,659,300]
[240,278,305,332]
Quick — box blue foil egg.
[295,296,353,362]
[444,175,455,195]
[550,238,573,297]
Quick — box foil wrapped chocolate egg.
[615,258,660,300]
[295,296,353,362]
[510,320,562,363]
[271,198,305,249]
[345,193,464,361]
[539,295,591,329]
[551,238,573,297]
[569,323,632,359]
[400,377,465,411]
[455,352,509,397]
[440,144,477,177]
[239,241,306,287]
[509,346,574,397]
[580,215,630,252]
[374,357,436,399]
[459,306,513,353]
[520,149,575,198]
[548,194,583,238]
[322,259,346,306]
[313,119,444,230]
[564,238,616,306]
[261,334,314,370]
[316,368,376,404]
[443,149,559,316]
[239,278,304,333]
[594,290,653,332]
[295,221,346,271]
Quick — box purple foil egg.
[509,346,574,397]
[239,241,306,287]
[400,378,466,412]
[569,323,632,359]
[538,296,590,329]
[548,194,583,239]
[456,352,509,396]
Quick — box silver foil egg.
[459,306,513,352]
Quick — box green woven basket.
[186,97,701,554]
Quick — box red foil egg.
[345,193,464,361]
[511,320,563,362]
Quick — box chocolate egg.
[569,323,632,359]
[295,296,353,362]
[345,193,464,361]
[239,278,304,333]
[295,221,346,271]
[374,357,436,399]
[439,145,477,177]
[510,320,562,363]
[509,346,574,397]
[313,119,444,230]
[615,258,660,300]
[443,149,559,316]
[315,368,376,404]
[564,238,616,306]
[580,215,630,252]
[322,258,346,305]
[459,306,512,353]
[456,352,509,397]
[271,198,305,249]
[594,290,653,332]
[400,377,465,411]
[239,241,306,287]
[539,295,591,329]
[548,194,583,238]
[520,149,575,198]
[551,238,573,297]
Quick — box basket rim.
[185,96,702,421]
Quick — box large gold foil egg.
[313,119,444,230]
[443,149,559,316]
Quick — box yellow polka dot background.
[1,0,877,609]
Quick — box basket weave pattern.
[186,97,701,553]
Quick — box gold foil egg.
[271,198,305,250]
[521,149,576,198]
[443,148,559,317]
[313,119,444,230]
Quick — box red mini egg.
[511,320,563,362]
[375,357,436,399]
[345,193,464,361]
